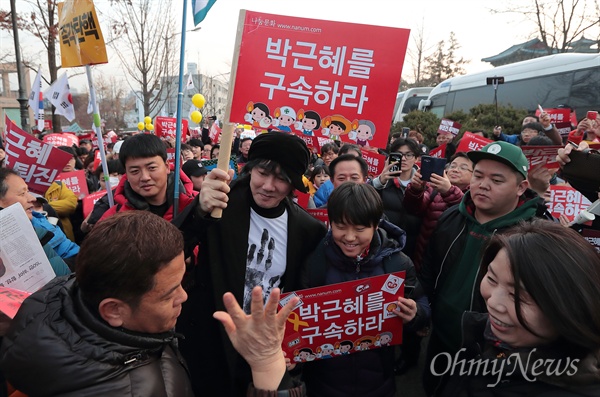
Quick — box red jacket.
[402,183,466,271]
[99,171,197,222]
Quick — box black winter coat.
[300,221,430,397]
[0,275,193,397]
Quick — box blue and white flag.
[192,0,216,26]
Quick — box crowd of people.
[0,109,598,397]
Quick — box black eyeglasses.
[396,152,415,160]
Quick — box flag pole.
[173,0,189,216]
[86,65,114,207]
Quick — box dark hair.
[480,220,600,352]
[119,134,167,168]
[76,212,184,309]
[304,110,321,126]
[0,168,20,200]
[339,340,353,348]
[241,159,292,186]
[309,165,330,183]
[527,135,554,146]
[240,137,253,146]
[339,143,362,157]
[94,159,125,179]
[449,151,472,163]
[470,129,488,138]
[521,122,544,134]
[58,145,77,159]
[180,143,192,152]
[390,138,420,157]
[329,154,368,180]
[328,182,383,227]
[187,138,204,149]
[320,142,339,155]
[210,144,220,159]
[252,102,270,117]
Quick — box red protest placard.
[3,116,72,194]
[42,133,80,147]
[429,144,446,159]
[582,229,600,252]
[361,149,385,177]
[521,146,562,170]
[280,271,405,362]
[307,208,328,228]
[166,148,176,169]
[82,190,107,218]
[230,10,409,150]
[455,132,492,153]
[43,119,53,131]
[56,170,89,199]
[292,130,318,152]
[154,116,189,141]
[535,107,573,137]
[209,121,222,143]
[0,287,31,319]
[295,190,310,209]
[547,185,592,221]
[437,119,461,136]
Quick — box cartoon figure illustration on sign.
[244,102,272,130]
[295,109,322,136]
[317,343,335,359]
[375,331,393,347]
[294,347,316,362]
[354,337,374,351]
[350,119,376,148]
[272,106,296,132]
[321,114,358,142]
[335,340,354,355]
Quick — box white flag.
[186,73,195,90]
[28,67,45,131]
[44,73,75,122]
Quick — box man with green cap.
[419,141,553,395]
[175,132,326,396]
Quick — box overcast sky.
[1,0,537,93]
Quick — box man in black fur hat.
[175,132,326,396]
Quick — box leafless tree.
[405,20,435,88]
[421,32,469,87]
[107,0,177,118]
[491,0,600,53]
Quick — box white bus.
[418,53,600,119]
[392,87,433,123]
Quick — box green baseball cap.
[467,141,528,179]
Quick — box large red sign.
[521,145,562,170]
[56,170,90,199]
[361,149,385,177]
[455,132,492,153]
[547,185,592,221]
[3,116,72,194]
[280,272,405,362]
[154,116,189,141]
[43,133,80,148]
[230,10,409,150]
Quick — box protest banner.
[44,119,53,131]
[547,185,593,221]
[57,0,108,67]
[280,271,405,362]
[428,144,446,159]
[155,116,189,141]
[0,203,57,293]
[209,120,222,143]
[582,229,600,253]
[455,132,493,153]
[295,191,310,209]
[521,146,562,170]
[166,148,176,169]
[82,190,107,218]
[361,149,385,177]
[3,116,72,194]
[307,208,328,228]
[437,119,461,136]
[56,170,90,199]
[43,133,80,148]
[292,131,321,153]
[0,287,31,319]
[535,107,573,137]
[229,10,409,150]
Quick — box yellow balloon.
[191,110,203,124]
[192,94,206,109]
[146,123,154,131]
[137,122,145,130]
[144,116,152,124]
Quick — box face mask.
[108,176,120,186]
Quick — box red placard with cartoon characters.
[279,271,405,363]
[230,10,409,150]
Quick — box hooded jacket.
[44,181,78,241]
[99,171,196,222]
[0,276,194,397]
[300,220,430,397]
[31,211,79,259]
